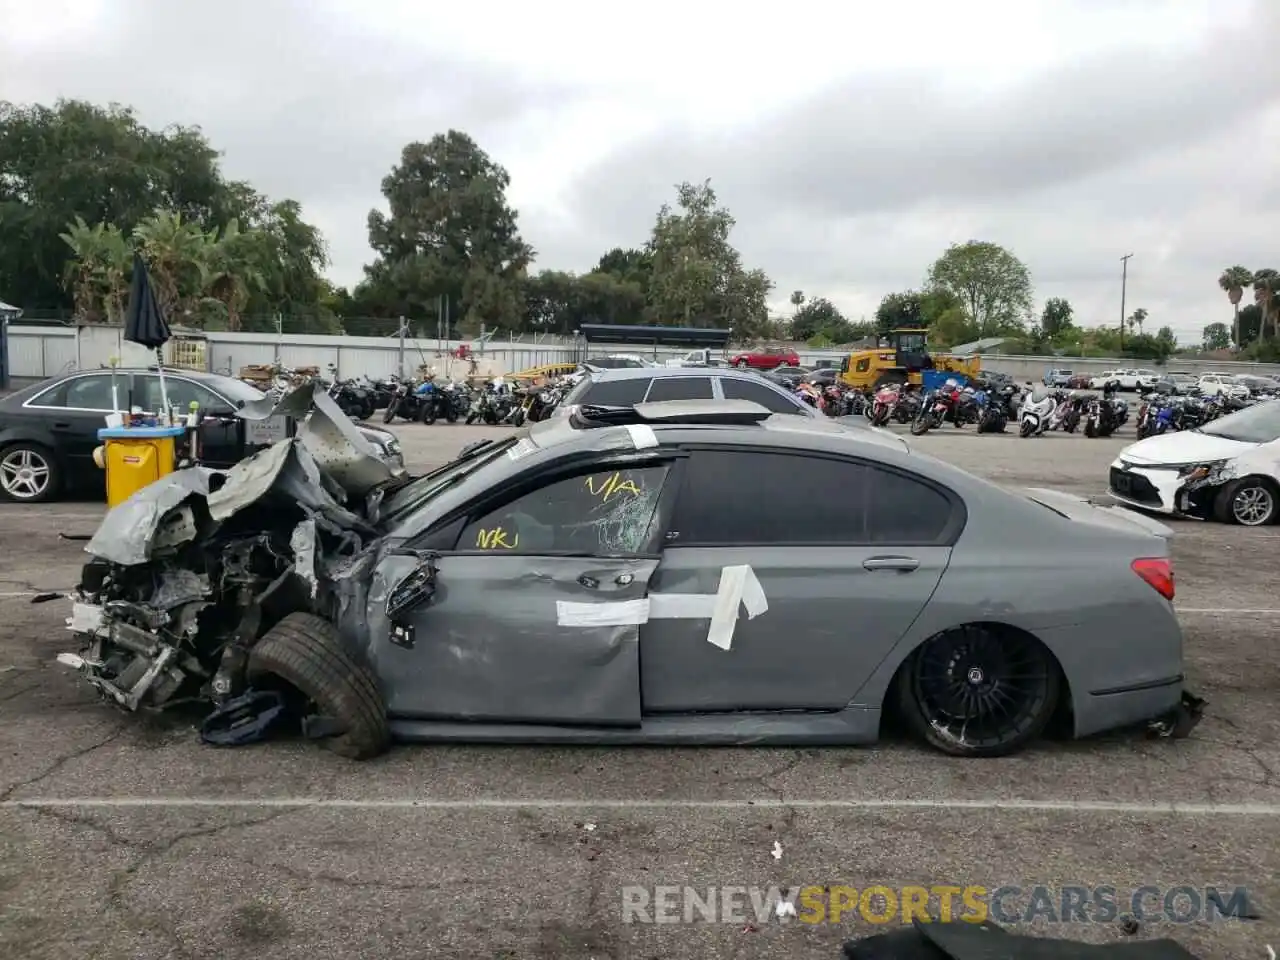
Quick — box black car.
[0,368,402,503]
[762,366,811,388]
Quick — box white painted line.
[1178,608,1280,615]
[2,798,1279,815]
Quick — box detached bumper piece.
[844,917,1203,959]
[1147,690,1207,740]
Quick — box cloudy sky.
[3,0,1277,341]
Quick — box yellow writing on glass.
[476,527,518,550]
[584,472,641,503]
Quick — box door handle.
[51,421,72,430]
[863,557,919,572]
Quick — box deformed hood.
[85,381,399,566]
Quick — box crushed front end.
[60,383,405,721]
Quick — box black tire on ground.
[736,359,749,368]
[421,402,437,425]
[872,371,908,390]
[246,612,390,760]
[1084,418,1097,438]
[909,412,932,436]
[1019,419,1035,438]
[896,624,1061,758]
[382,399,399,424]
[1212,477,1279,527]
[0,441,61,503]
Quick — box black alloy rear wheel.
[897,625,1060,758]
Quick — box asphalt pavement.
[1,419,1276,960]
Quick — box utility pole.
[1119,253,1133,350]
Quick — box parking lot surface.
[1,420,1277,960]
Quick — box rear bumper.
[1077,678,1204,740]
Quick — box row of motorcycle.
[852,378,1132,438]
[1134,391,1254,439]
[246,364,573,427]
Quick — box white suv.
[1198,374,1251,399]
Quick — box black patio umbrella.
[123,252,170,349]
[123,252,173,417]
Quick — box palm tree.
[132,211,211,322]
[59,217,132,322]
[1218,266,1253,349]
[1252,269,1280,341]
[1127,307,1148,336]
[201,220,265,331]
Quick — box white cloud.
[2,0,1276,341]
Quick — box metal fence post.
[397,316,406,378]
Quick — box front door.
[370,459,676,726]
[639,449,961,712]
[31,373,119,476]
[371,554,658,725]
[132,374,243,467]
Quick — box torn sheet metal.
[291,519,319,597]
[151,570,211,610]
[238,381,398,497]
[85,467,219,566]
[556,564,769,651]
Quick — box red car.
[730,346,800,370]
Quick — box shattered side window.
[460,465,670,555]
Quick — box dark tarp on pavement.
[843,919,1203,960]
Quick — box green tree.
[1252,269,1279,341]
[926,240,1033,336]
[0,98,331,319]
[1039,297,1074,337]
[1126,307,1148,335]
[1237,302,1264,346]
[873,291,925,334]
[1202,322,1231,351]
[363,130,534,331]
[1217,265,1253,348]
[790,296,843,341]
[646,180,772,334]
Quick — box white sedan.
[1108,400,1280,526]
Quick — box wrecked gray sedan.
[61,393,1202,760]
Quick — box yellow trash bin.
[97,425,187,508]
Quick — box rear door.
[24,373,118,472]
[372,458,677,725]
[640,448,961,712]
[718,376,811,415]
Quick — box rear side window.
[668,450,957,545]
[644,377,714,402]
[578,377,650,406]
[719,377,805,414]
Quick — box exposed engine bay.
[59,383,408,740]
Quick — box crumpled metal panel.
[348,552,658,725]
[85,468,219,566]
[238,381,398,497]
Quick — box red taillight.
[1132,558,1175,601]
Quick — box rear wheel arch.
[883,621,1073,755]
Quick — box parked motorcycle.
[1019,386,1056,437]
[868,383,901,426]
[911,381,962,435]
[382,377,436,423]
[325,366,376,420]
[420,380,463,424]
[1083,382,1126,438]
[1047,391,1085,433]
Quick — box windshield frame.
[1195,399,1280,445]
[380,436,520,522]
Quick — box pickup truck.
[664,348,725,368]
[729,346,800,370]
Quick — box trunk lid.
[1021,487,1174,541]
